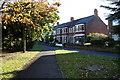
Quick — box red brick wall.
[85,16,108,35]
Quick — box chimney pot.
[57,22,59,26]
[94,9,98,16]
[70,17,74,21]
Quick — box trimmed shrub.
[91,40,105,47]
[87,33,108,41]
[103,37,115,47]
[87,33,108,47]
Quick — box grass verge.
[55,50,120,78]
[1,45,43,79]
[65,46,119,53]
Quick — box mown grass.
[65,45,119,53]
[55,50,120,79]
[1,45,43,79]
[31,45,44,51]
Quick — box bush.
[49,35,54,42]
[87,33,108,41]
[45,35,50,43]
[87,33,108,47]
[103,37,115,47]
[91,40,105,47]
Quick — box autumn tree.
[2,1,60,52]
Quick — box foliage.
[101,1,120,37]
[87,33,108,41]
[111,26,120,38]
[103,37,115,47]
[45,35,49,43]
[30,45,44,51]
[55,38,59,43]
[2,1,60,40]
[101,1,120,24]
[55,50,120,78]
[49,35,54,42]
[91,40,105,47]
[2,1,60,51]
[101,0,120,50]
[87,33,115,47]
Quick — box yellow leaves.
[28,11,31,14]
[11,17,16,22]
[4,20,8,24]
[20,17,31,23]
[19,14,23,17]
[20,7,24,10]
[2,8,8,13]
[53,2,61,7]
[4,15,11,20]
[34,10,38,14]
[24,13,31,17]
[14,8,19,12]
[2,1,59,30]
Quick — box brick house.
[52,9,108,43]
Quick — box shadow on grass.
[0,55,5,57]
[1,70,20,75]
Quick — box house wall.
[85,16,108,35]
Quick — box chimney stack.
[108,20,113,28]
[94,9,98,16]
[57,22,59,26]
[70,17,74,21]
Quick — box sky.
[48,0,113,25]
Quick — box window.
[76,25,78,31]
[82,25,84,30]
[73,27,75,32]
[62,28,64,33]
[66,28,68,33]
[69,28,70,33]
[64,28,66,33]
[75,24,85,32]
[53,31,56,35]
[56,30,57,34]
[65,28,67,33]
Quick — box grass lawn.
[55,50,120,79]
[1,45,43,79]
[65,45,119,53]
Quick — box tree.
[2,1,60,52]
[101,1,120,37]
[50,35,54,42]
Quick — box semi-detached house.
[52,9,109,43]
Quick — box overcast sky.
[48,0,113,25]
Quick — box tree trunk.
[23,26,26,53]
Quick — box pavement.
[14,50,64,78]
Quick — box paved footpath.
[15,50,64,78]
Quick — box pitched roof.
[53,15,94,30]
